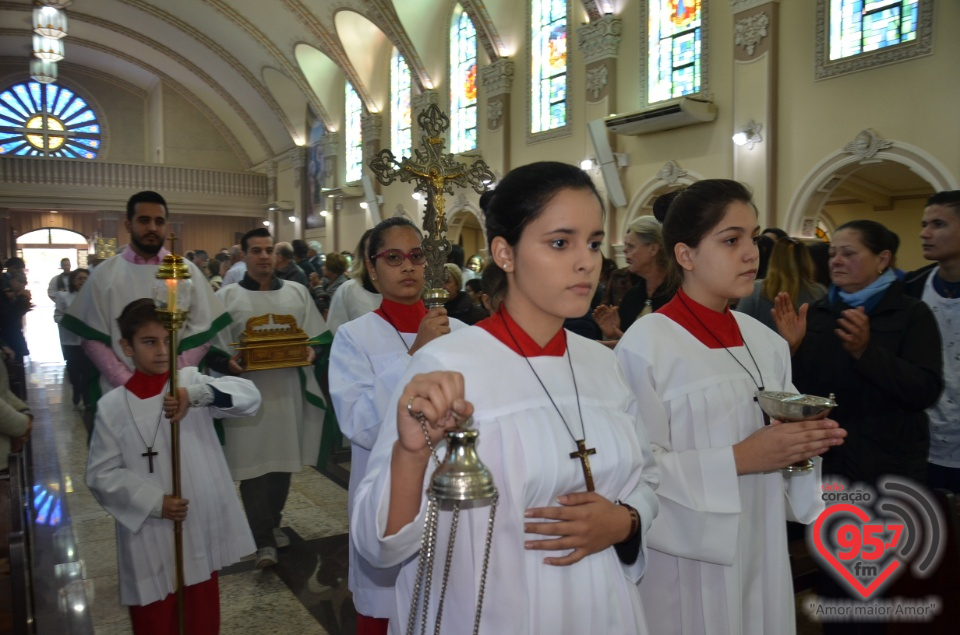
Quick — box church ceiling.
[0,0,518,168]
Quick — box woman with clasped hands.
[772,219,943,488]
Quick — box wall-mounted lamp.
[580,158,596,171]
[359,201,369,210]
[732,120,763,150]
[320,210,329,217]
[412,192,421,201]
[262,220,270,226]
[288,215,297,223]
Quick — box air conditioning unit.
[605,97,717,136]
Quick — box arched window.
[531,0,568,133]
[450,8,477,154]
[645,0,704,105]
[391,51,412,159]
[815,0,932,80]
[345,82,363,183]
[0,81,101,158]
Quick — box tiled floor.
[24,304,355,634]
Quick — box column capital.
[577,15,622,64]
[479,58,514,98]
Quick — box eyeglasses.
[371,248,426,267]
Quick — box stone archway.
[784,130,959,237]
[446,194,486,263]
[618,160,703,264]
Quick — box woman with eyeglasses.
[329,216,465,635]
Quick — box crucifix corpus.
[369,103,495,307]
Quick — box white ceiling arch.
[0,0,515,167]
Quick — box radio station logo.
[806,477,946,622]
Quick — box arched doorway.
[447,206,486,265]
[620,161,704,266]
[16,227,88,307]
[785,130,958,272]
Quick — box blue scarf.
[829,268,896,314]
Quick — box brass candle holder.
[152,235,193,635]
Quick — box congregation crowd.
[1,167,959,635]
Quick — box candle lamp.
[152,234,192,635]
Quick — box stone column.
[320,134,339,191]
[578,15,623,237]
[478,57,514,174]
[731,0,779,227]
[411,90,440,142]
[361,112,383,168]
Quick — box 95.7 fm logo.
[808,477,947,620]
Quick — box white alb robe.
[63,251,230,393]
[353,328,660,635]
[329,311,465,617]
[615,312,824,635]
[325,278,381,334]
[213,280,329,480]
[86,368,259,606]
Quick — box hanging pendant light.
[33,34,64,62]
[33,5,68,39]
[30,59,58,84]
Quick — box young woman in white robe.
[326,229,382,334]
[352,162,660,635]
[614,180,848,635]
[330,217,463,633]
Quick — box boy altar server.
[86,299,260,634]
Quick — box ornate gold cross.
[368,104,494,306]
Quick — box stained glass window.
[830,0,919,60]
[0,81,101,158]
[450,9,477,153]
[647,0,702,104]
[345,82,363,183]
[531,0,567,133]
[391,51,412,160]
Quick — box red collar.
[375,298,428,333]
[477,305,566,357]
[125,370,170,399]
[658,288,744,349]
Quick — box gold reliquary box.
[231,314,312,371]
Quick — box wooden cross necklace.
[123,382,167,473]
[501,313,596,492]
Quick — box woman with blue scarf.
[773,220,943,487]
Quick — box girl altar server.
[330,216,463,634]
[615,180,847,635]
[352,162,660,635]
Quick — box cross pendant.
[569,439,597,492]
[142,446,158,473]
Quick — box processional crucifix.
[369,105,499,635]
[369,103,495,307]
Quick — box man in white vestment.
[207,227,331,569]
[62,191,231,400]
[47,257,71,301]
